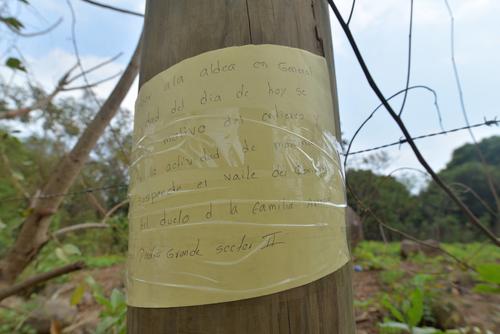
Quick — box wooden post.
[127,1,355,333]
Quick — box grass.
[353,241,500,333]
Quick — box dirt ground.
[353,270,383,334]
[9,262,497,333]
[72,264,500,333]
[352,265,500,334]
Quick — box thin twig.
[346,0,356,25]
[79,0,144,17]
[80,179,107,217]
[51,199,128,239]
[343,85,441,171]
[443,0,500,228]
[0,64,77,120]
[327,0,499,245]
[102,199,129,224]
[8,17,63,37]
[347,183,473,270]
[450,182,498,218]
[66,0,131,165]
[397,0,414,117]
[66,52,122,84]
[52,223,109,238]
[62,71,123,91]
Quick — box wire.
[344,119,498,156]
[1,119,496,203]
[1,184,127,203]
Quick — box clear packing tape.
[127,44,349,308]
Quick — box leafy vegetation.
[0,39,497,331]
[347,136,500,242]
[353,241,499,334]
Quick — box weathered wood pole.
[127,1,355,333]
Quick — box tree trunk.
[127,1,354,333]
[0,37,142,285]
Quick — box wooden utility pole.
[127,1,355,333]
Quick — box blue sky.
[3,0,499,181]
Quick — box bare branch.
[0,262,85,301]
[62,71,123,91]
[80,179,107,217]
[66,0,131,165]
[79,0,144,17]
[0,64,76,120]
[450,182,498,218]
[66,52,123,84]
[0,52,123,120]
[346,0,356,25]
[51,199,128,239]
[343,85,441,170]
[347,183,473,270]
[101,199,129,224]
[397,0,414,117]
[443,0,500,232]
[8,17,63,37]
[52,223,109,238]
[327,0,499,245]
[0,33,142,283]
[51,195,127,245]
[387,167,428,178]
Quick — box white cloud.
[25,48,137,112]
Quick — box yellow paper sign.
[127,44,348,308]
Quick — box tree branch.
[8,17,63,37]
[80,0,144,17]
[327,0,499,246]
[0,64,74,120]
[51,197,128,242]
[347,184,473,270]
[0,261,85,301]
[0,52,124,120]
[0,34,142,284]
[52,223,109,238]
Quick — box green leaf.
[110,289,125,312]
[84,275,98,289]
[55,247,69,262]
[382,296,405,323]
[70,283,86,305]
[12,170,24,181]
[407,289,424,327]
[476,263,500,284]
[378,321,410,333]
[95,316,117,334]
[379,323,442,334]
[412,274,432,287]
[94,293,112,310]
[0,17,24,30]
[5,57,26,72]
[62,243,81,256]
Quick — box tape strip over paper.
[126,44,349,308]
